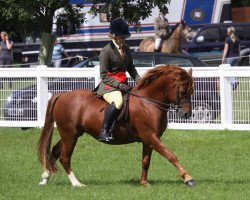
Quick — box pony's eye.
[180,91,187,96]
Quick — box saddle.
[92,91,130,127]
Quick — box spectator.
[0,31,14,89]
[52,39,70,68]
[222,26,241,89]
[154,6,169,52]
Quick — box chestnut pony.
[38,65,195,187]
[139,21,191,53]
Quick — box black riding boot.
[98,102,119,141]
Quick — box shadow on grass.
[75,178,183,186]
[50,177,250,187]
[82,178,250,186]
[197,178,250,184]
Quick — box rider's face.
[114,35,126,46]
[160,12,166,18]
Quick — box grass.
[0,128,249,200]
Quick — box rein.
[128,85,181,111]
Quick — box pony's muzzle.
[180,111,192,119]
[179,103,192,119]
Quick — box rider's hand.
[160,34,167,40]
[118,83,131,93]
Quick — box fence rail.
[1,64,250,130]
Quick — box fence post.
[219,64,233,127]
[36,66,49,128]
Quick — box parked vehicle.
[4,52,220,125]
[182,22,250,66]
[73,52,208,68]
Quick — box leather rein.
[128,85,181,111]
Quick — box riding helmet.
[110,18,131,38]
[159,5,168,14]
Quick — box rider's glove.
[160,34,167,40]
[118,83,132,93]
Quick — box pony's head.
[179,20,191,41]
[168,20,190,41]
[172,66,194,118]
[136,65,194,119]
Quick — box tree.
[0,0,82,41]
[0,0,170,64]
[0,0,170,41]
[89,0,171,31]
[0,0,84,64]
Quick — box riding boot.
[98,102,119,141]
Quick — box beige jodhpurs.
[103,90,123,109]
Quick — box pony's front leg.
[140,143,153,186]
[39,170,50,185]
[67,171,85,187]
[149,136,195,187]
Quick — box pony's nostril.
[183,112,191,119]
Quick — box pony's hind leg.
[59,133,85,187]
[39,170,50,185]
[39,140,62,186]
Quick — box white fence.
[1,65,250,130]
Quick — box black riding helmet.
[159,5,168,14]
[110,18,131,38]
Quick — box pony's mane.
[136,64,192,90]
[169,21,187,37]
[171,22,180,33]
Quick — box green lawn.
[0,128,249,200]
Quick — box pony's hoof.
[39,179,48,186]
[142,182,151,187]
[72,183,86,187]
[184,179,195,187]
[140,181,151,187]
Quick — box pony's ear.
[188,68,192,76]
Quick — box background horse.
[38,65,195,187]
[139,20,191,53]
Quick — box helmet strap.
[108,32,115,38]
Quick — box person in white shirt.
[52,39,70,68]
[154,6,169,52]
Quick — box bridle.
[167,23,190,41]
[179,23,190,40]
[128,85,181,112]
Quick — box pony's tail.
[38,94,61,173]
